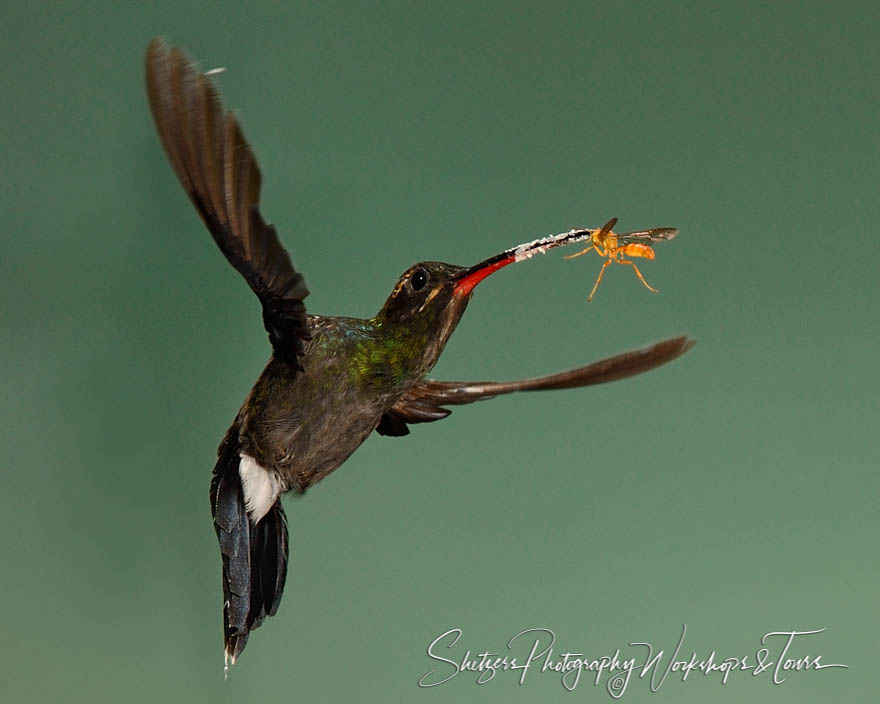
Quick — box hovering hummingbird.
[145,38,694,666]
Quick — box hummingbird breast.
[235,315,430,493]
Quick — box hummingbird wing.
[376,336,695,436]
[145,39,310,369]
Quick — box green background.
[2,1,876,701]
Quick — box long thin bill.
[453,226,598,296]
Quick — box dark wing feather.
[145,38,310,368]
[376,336,694,435]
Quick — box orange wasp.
[564,217,678,302]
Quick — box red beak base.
[453,255,515,297]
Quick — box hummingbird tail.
[210,425,289,665]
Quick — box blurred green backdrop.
[1,1,876,702]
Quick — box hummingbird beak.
[452,226,600,298]
[452,252,516,297]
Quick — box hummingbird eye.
[410,268,428,291]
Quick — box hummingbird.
[145,38,694,666]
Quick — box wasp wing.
[617,228,679,245]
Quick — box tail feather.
[210,426,289,665]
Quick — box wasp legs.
[581,255,657,302]
[617,258,658,294]
[565,243,658,302]
[587,259,613,302]
[564,244,598,260]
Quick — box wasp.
[564,217,678,302]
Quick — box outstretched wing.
[145,38,310,369]
[376,336,695,436]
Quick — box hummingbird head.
[376,253,517,372]
[378,252,517,327]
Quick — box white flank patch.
[239,454,281,523]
